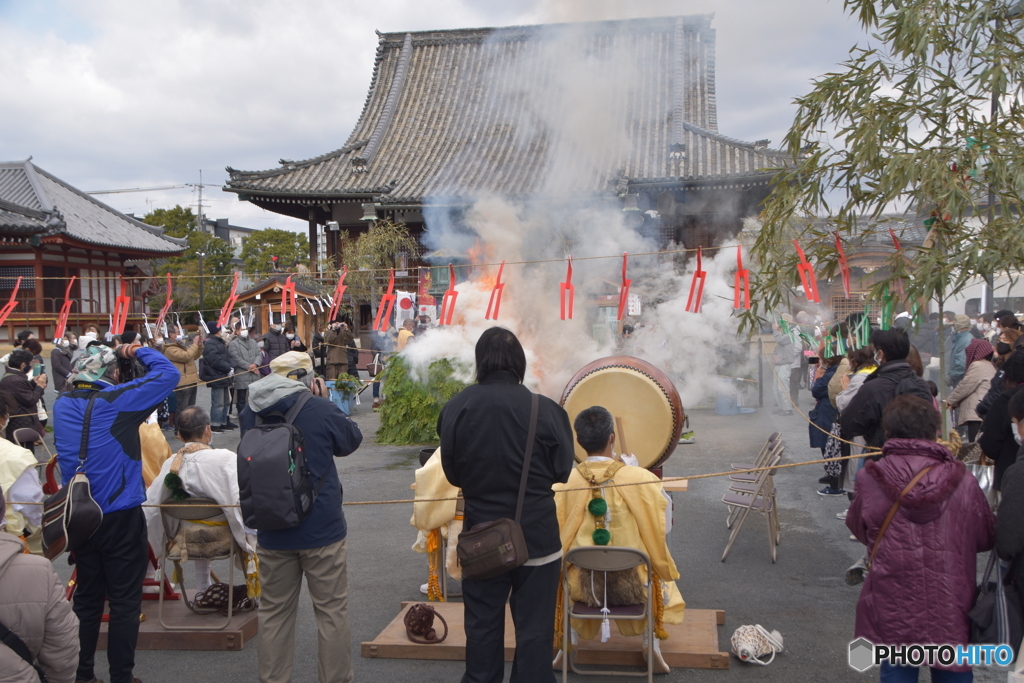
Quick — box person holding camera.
[1,349,47,451]
[52,342,179,683]
[324,319,354,381]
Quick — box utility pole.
[197,250,206,317]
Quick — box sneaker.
[850,534,858,541]
[818,476,830,484]
[836,509,848,520]
[211,425,225,433]
[224,421,239,430]
[817,486,846,496]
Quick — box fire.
[466,239,500,290]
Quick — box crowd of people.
[771,307,1024,681]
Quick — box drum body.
[560,356,685,469]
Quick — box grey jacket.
[228,336,262,391]
[0,532,79,683]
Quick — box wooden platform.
[97,595,258,651]
[361,602,728,669]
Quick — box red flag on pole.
[328,267,349,322]
[154,273,173,334]
[373,268,397,332]
[112,279,130,335]
[280,275,297,318]
[485,261,506,320]
[439,264,459,326]
[794,240,820,303]
[734,245,750,310]
[218,271,240,327]
[54,276,77,340]
[835,232,851,298]
[0,277,21,328]
[560,256,574,320]
[617,253,632,321]
[888,227,906,300]
[685,247,707,313]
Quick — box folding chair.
[728,445,782,529]
[562,546,654,683]
[729,439,784,484]
[158,497,238,630]
[721,453,782,563]
[730,432,781,471]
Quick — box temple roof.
[0,160,185,253]
[225,15,787,205]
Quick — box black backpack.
[237,392,325,530]
[887,374,934,405]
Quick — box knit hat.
[72,345,118,385]
[269,351,313,379]
[207,322,221,336]
[119,331,138,345]
[965,338,994,369]
[953,314,971,332]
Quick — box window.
[0,266,34,290]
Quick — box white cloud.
[0,0,869,231]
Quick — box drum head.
[560,356,684,469]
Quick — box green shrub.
[376,356,468,445]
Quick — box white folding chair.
[158,497,237,630]
[562,546,654,683]
[721,453,782,563]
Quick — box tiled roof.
[0,161,184,253]
[225,15,787,204]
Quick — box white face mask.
[874,352,884,365]
[286,333,295,340]
[274,325,282,333]
[257,340,265,349]
[1014,422,1023,446]
[241,329,249,338]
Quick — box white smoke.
[400,16,756,407]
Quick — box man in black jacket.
[996,389,1024,622]
[439,327,575,683]
[979,350,1024,490]
[201,323,235,432]
[0,349,46,449]
[839,329,932,451]
[263,323,290,360]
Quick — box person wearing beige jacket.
[945,338,996,443]
[162,329,203,413]
[0,486,80,683]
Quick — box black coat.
[0,366,44,439]
[996,448,1024,620]
[50,347,75,393]
[978,385,1024,491]
[839,360,932,451]
[263,329,290,360]
[438,371,575,558]
[201,336,233,388]
[975,369,1004,419]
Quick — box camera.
[808,357,820,365]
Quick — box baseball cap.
[269,351,313,379]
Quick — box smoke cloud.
[402,15,755,407]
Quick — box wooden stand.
[96,595,258,651]
[361,602,728,669]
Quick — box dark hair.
[906,345,924,377]
[995,309,1015,320]
[847,346,875,371]
[981,312,995,324]
[822,352,843,368]
[7,350,34,370]
[943,311,956,321]
[926,380,939,397]
[1004,350,1024,384]
[284,323,295,333]
[176,406,211,442]
[574,406,614,454]
[928,312,940,321]
[999,314,1021,331]
[15,330,32,342]
[1008,389,1024,422]
[475,327,526,383]
[883,394,940,440]
[870,329,911,362]
[23,339,43,356]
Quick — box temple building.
[0,160,184,341]
[224,15,787,276]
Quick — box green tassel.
[592,528,611,545]
[588,497,608,517]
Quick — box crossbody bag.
[42,394,104,560]
[456,393,539,581]
[865,465,935,570]
[0,617,48,683]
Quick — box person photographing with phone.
[52,341,179,683]
[0,349,47,452]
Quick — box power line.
[86,184,189,195]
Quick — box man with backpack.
[238,351,362,683]
[839,328,933,451]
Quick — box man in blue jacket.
[53,342,178,683]
[240,351,362,683]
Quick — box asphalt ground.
[32,372,1009,683]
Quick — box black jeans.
[461,560,560,683]
[73,506,149,683]
[235,387,248,415]
[174,385,197,411]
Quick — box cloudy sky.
[0,0,870,232]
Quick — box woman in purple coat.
[847,395,994,682]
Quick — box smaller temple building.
[0,160,185,342]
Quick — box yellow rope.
[652,571,668,640]
[425,528,444,602]
[553,575,565,649]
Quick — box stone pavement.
[37,380,1005,682]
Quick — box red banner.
[685,247,707,313]
[734,246,750,310]
[560,256,574,320]
[617,253,632,321]
[485,261,506,320]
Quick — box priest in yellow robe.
[553,406,684,672]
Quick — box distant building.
[0,160,184,341]
[201,217,256,289]
[224,15,787,275]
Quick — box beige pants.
[257,538,353,683]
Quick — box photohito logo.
[848,639,1014,671]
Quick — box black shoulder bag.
[42,395,104,560]
[457,393,539,581]
[0,617,49,682]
